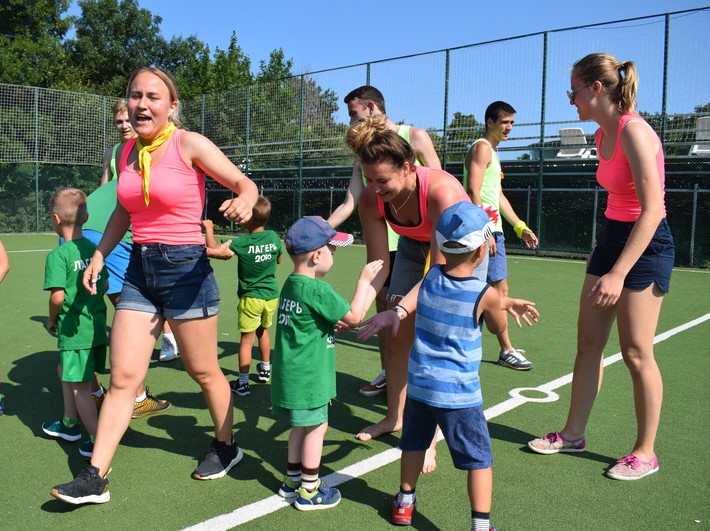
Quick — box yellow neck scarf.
[136,122,177,206]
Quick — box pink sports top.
[595,113,666,222]
[376,166,470,242]
[117,129,206,244]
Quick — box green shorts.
[272,402,329,427]
[238,297,278,333]
[60,344,107,383]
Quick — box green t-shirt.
[43,237,108,350]
[228,230,283,300]
[462,138,503,232]
[83,179,133,244]
[271,274,351,410]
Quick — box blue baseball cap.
[285,216,354,255]
[435,202,493,254]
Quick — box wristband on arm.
[513,220,531,239]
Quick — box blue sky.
[68,1,709,151]
[69,1,705,74]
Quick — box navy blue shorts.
[587,218,675,293]
[399,396,492,470]
[117,243,220,319]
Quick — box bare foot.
[356,418,401,441]
[421,446,437,474]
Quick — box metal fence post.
[660,14,670,142]
[592,187,599,251]
[536,32,548,243]
[297,74,306,218]
[34,87,40,232]
[690,184,698,267]
[442,49,450,168]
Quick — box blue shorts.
[387,237,429,300]
[383,250,397,288]
[117,243,220,319]
[83,230,130,296]
[587,218,675,293]
[399,397,492,470]
[486,233,507,283]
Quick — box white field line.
[6,248,53,253]
[184,312,710,530]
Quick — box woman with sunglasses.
[528,52,675,481]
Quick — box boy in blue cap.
[273,216,382,511]
[358,202,538,530]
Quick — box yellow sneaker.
[132,388,171,419]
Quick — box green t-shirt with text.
[43,238,108,350]
[271,274,351,410]
[229,230,282,300]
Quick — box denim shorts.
[387,237,429,300]
[486,233,508,283]
[587,218,675,293]
[399,396,492,470]
[83,230,130,296]
[117,243,220,319]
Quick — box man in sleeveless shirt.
[463,101,538,371]
[327,85,441,397]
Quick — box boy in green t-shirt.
[204,196,283,397]
[273,216,382,511]
[42,188,108,458]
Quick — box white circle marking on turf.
[509,387,560,403]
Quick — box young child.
[273,216,382,511]
[203,196,283,396]
[42,188,108,458]
[357,202,538,530]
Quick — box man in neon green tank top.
[327,85,441,400]
[463,101,539,371]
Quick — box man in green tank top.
[464,101,539,371]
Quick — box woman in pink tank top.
[528,53,675,482]
[51,67,259,505]
[344,115,470,466]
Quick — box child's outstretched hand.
[359,259,384,283]
[503,298,539,328]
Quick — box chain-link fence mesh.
[1,8,708,267]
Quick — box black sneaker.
[192,438,243,480]
[256,362,271,382]
[229,380,250,396]
[50,465,110,505]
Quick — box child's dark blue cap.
[285,216,354,255]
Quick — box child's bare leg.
[467,468,492,513]
[72,381,98,435]
[256,326,270,363]
[400,450,426,491]
[57,366,78,419]
[238,330,257,374]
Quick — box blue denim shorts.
[399,396,492,470]
[387,237,429,300]
[83,230,131,296]
[486,233,508,283]
[587,218,675,293]
[117,243,220,319]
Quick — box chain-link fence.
[1,8,708,267]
